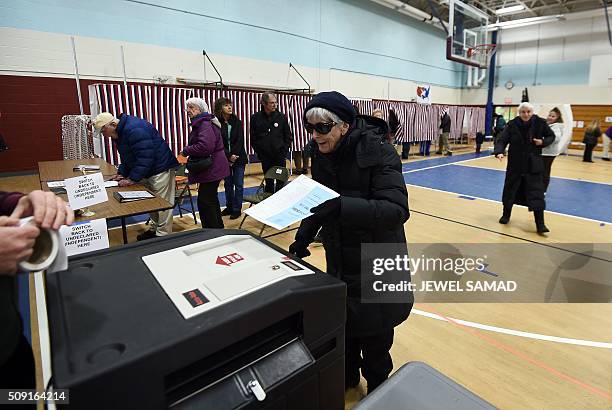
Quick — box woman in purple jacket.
[182,98,230,228]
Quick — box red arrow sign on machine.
[216,253,244,266]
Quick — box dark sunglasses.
[305,121,336,134]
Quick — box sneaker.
[445,151,453,156]
[229,212,242,220]
[137,230,158,241]
[221,208,232,216]
[499,215,510,224]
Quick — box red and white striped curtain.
[463,107,486,137]
[91,84,316,162]
[91,84,487,165]
[448,106,465,141]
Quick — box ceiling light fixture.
[495,5,525,15]
[488,14,564,30]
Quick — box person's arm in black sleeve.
[250,114,259,155]
[339,145,409,230]
[232,119,245,157]
[494,126,511,155]
[290,214,321,258]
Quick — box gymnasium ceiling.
[387,0,606,22]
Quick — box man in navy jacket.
[94,113,179,240]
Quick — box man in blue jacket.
[93,112,179,240]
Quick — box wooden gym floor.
[1,145,610,409]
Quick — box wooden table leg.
[122,217,128,244]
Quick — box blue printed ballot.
[244,175,339,230]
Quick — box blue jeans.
[419,141,431,156]
[224,164,245,214]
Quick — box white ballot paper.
[244,175,339,230]
[142,235,314,319]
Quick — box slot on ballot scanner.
[45,230,346,409]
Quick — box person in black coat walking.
[250,92,293,192]
[289,91,412,394]
[214,97,248,219]
[494,102,555,234]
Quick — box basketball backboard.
[446,0,491,68]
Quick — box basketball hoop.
[467,44,497,67]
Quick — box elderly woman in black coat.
[289,91,412,394]
[494,102,555,233]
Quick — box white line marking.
[407,184,610,225]
[412,308,612,349]
[457,163,612,186]
[402,154,491,174]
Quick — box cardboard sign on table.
[64,172,108,209]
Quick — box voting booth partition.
[45,230,346,409]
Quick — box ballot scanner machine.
[45,230,346,409]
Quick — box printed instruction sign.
[59,219,109,257]
[64,172,108,209]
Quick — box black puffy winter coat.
[295,116,412,337]
[494,115,555,211]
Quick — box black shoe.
[137,230,158,241]
[537,224,550,234]
[445,151,453,156]
[602,158,610,161]
[583,160,594,163]
[221,208,232,216]
[301,168,308,174]
[229,212,242,220]
[435,151,443,155]
[499,215,510,224]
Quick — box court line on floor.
[402,155,492,174]
[415,304,612,401]
[408,184,610,225]
[410,208,612,264]
[412,307,612,349]
[456,162,612,186]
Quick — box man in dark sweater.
[436,109,452,156]
[249,92,293,192]
[0,190,73,391]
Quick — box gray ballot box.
[354,362,496,410]
[45,230,346,409]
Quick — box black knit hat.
[304,91,356,124]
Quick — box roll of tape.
[17,218,60,273]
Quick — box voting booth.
[45,230,346,409]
